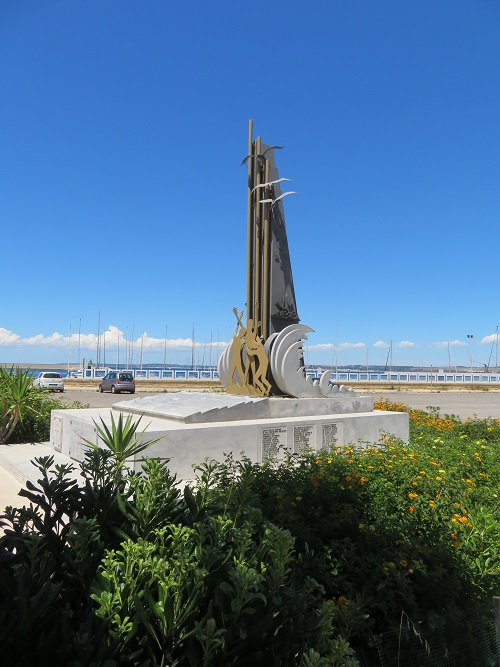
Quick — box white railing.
[78,368,500,384]
[307,371,500,384]
[81,368,220,380]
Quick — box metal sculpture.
[219,121,353,399]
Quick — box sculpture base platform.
[50,392,409,481]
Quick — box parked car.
[99,371,135,394]
[33,372,64,392]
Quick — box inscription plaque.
[261,426,287,460]
[293,424,315,453]
[321,422,344,450]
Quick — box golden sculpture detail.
[228,307,271,396]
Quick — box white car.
[33,372,64,392]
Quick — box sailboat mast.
[131,317,135,369]
[67,323,71,375]
[96,309,101,369]
[496,325,499,372]
[78,318,81,370]
[191,324,195,370]
[163,324,167,370]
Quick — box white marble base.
[50,393,409,482]
[112,391,375,423]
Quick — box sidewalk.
[0,466,24,513]
[0,443,78,514]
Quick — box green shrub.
[0,366,88,444]
[2,402,498,665]
[0,441,355,665]
[10,393,89,443]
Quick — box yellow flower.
[408,492,418,499]
[436,476,442,481]
[429,501,435,508]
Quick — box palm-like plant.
[83,412,164,477]
[0,367,40,444]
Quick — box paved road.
[370,390,500,420]
[58,387,500,421]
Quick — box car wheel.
[111,385,116,394]
[99,385,103,393]
[130,390,135,394]
[60,389,64,393]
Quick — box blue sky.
[1,1,499,369]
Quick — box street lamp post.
[467,334,474,373]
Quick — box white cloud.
[432,340,466,349]
[307,343,334,351]
[23,332,70,347]
[338,342,365,349]
[303,342,366,351]
[373,340,389,348]
[0,328,21,345]
[480,333,500,345]
[0,326,227,352]
[397,340,415,348]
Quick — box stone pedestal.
[50,392,409,481]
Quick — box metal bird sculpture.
[251,178,293,194]
[239,154,266,167]
[259,191,300,206]
[239,146,284,167]
[262,145,284,156]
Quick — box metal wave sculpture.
[218,122,354,400]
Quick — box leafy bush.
[10,393,89,443]
[0,439,356,665]
[1,402,499,665]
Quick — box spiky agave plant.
[82,411,164,478]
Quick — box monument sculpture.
[49,124,408,480]
[219,121,353,399]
